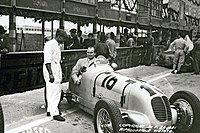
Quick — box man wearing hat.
[0,25,9,53]
[43,28,67,121]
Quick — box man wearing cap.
[64,28,82,49]
[0,25,9,53]
[43,28,67,121]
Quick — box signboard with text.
[65,1,96,17]
[16,0,62,13]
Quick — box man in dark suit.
[83,33,95,49]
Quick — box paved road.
[1,64,200,133]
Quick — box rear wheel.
[0,102,4,133]
[169,91,200,133]
[94,99,124,133]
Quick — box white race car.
[65,56,200,133]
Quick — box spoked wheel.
[0,102,4,133]
[169,91,200,133]
[96,108,113,133]
[94,99,124,133]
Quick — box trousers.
[46,82,61,117]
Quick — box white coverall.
[43,38,62,117]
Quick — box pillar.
[116,26,120,47]
[51,19,54,39]
[158,28,163,43]
[60,0,65,30]
[42,19,45,46]
[77,23,81,31]
[9,0,17,52]
[93,21,97,45]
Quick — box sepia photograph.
[1,0,200,133]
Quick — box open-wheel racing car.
[65,56,200,133]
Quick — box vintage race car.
[65,56,200,133]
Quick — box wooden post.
[60,0,65,30]
[51,19,54,39]
[93,21,97,45]
[9,0,17,52]
[42,19,45,46]
[116,0,122,47]
[158,28,162,44]
[77,23,81,31]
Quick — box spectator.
[191,34,200,74]
[64,28,82,49]
[126,33,137,47]
[170,33,189,74]
[43,29,67,121]
[77,30,83,48]
[106,32,117,63]
[144,32,154,66]
[123,28,129,42]
[83,33,95,48]
[0,25,9,53]
[71,47,97,85]
[120,34,126,47]
[97,31,101,42]
[94,32,109,59]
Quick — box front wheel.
[94,99,124,133]
[169,91,200,133]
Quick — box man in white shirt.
[71,47,97,85]
[170,33,188,74]
[43,29,67,121]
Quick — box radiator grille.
[162,96,172,121]
[151,96,172,122]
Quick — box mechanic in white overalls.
[43,29,67,121]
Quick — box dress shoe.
[171,70,175,74]
[193,72,199,75]
[47,112,50,116]
[53,115,65,121]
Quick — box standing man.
[83,33,95,49]
[192,34,200,74]
[144,32,154,66]
[77,30,83,48]
[43,29,67,121]
[170,33,188,74]
[0,25,9,53]
[106,32,117,63]
[71,47,97,85]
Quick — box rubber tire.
[94,99,124,133]
[0,102,4,133]
[169,91,200,133]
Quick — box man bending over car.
[71,47,97,85]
